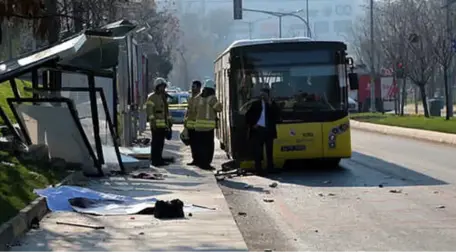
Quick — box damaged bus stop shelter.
[0,20,141,177]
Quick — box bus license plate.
[281,145,306,152]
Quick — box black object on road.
[154,199,184,219]
[56,221,105,229]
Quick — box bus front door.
[232,112,255,168]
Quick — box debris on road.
[389,189,402,193]
[263,198,274,203]
[238,211,247,216]
[192,204,216,210]
[56,221,105,229]
[436,205,446,209]
[269,182,278,188]
[139,232,145,235]
[318,193,336,197]
[131,172,165,180]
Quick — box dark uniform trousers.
[151,127,166,163]
[195,130,215,168]
[188,129,198,163]
[251,126,274,172]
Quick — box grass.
[0,79,32,125]
[351,112,456,134]
[0,79,69,225]
[0,151,69,225]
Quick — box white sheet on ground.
[34,185,204,216]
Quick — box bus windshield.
[237,49,344,112]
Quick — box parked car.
[348,97,358,113]
[168,92,189,124]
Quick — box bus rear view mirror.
[348,73,359,90]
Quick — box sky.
[171,0,366,44]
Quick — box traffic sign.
[233,0,243,20]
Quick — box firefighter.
[184,80,202,166]
[146,77,173,167]
[194,79,222,170]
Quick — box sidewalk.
[10,126,248,251]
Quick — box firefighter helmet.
[154,77,167,89]
[204,79,215,89]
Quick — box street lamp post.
[242,8,312,38]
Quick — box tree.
[429,0,454,119]
[119,0,179,78]
[352,0,439,117]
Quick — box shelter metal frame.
[31,86,126,174]
[6,97,104,177]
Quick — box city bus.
[214,37,359,169]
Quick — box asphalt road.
[219,130,456,251]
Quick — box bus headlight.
[329,134,336,141]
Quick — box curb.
[350,120,456,146]
[0,171,82,250]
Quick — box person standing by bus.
[245,87,279,175]
[194,79,223,170]
[184,80,202,166]
[146,77,173,167]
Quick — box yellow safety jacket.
[184,94,198,129]
[195,94,223,132]
[145,92,172,128]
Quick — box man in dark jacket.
[245,87,280,174]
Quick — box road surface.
[219,129,456,251]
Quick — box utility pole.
[446,0,454,118]
[306,0,310,38]
[369,0,376,112]
[279,16,282,38]
[248,22,253,39]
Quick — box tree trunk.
[444,66,451,120]
[72,0,84,32]
[400,78,406,116]
[45,0,60,44]
[419,84,429,118]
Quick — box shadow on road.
[260,151,447,188]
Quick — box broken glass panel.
[10,101,102,176]
[36,89,123,172]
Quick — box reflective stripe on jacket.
[184,95,198,129]
[146,92,171,128]
[195,94,222,132]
